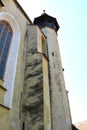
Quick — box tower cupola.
[33,11,60,32]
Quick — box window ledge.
[0,84,7,91]
[0,79,7,91]
[0,103,10,110]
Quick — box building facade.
[0,0,72,130]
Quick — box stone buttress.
[21,25,51,130]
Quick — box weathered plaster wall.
[22,25,44,130]
[21,25,51,130]
[42,27,72,130]
[42,55,51,130]
[0,0,31,130]
[0,1,72,130]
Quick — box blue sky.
[18,0,87,124]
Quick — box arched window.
[0,20,13,79]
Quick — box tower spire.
[43,10,46,13]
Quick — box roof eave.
[13,0,32,24]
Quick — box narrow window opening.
[42,36,48,58]
[52,52,54,56]
[22,122,25,130]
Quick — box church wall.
[35,26,51,130]
[0,1,72,130]
[22,25,44,130]
[21,25,51,130]
[42,55,51,130]
[42,27,72,130]
[0,0,31,130]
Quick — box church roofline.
[13,0,32,24]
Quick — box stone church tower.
[0,0,72,130]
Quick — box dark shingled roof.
[34,13,60,32]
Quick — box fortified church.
[0,0,72,130]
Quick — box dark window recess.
[22,122,25,130]
[0,20,13,79]
[46,41,48,58]
[52,52,54,56]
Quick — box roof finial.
[43,10,46,13]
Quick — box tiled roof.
[75,120,87,130]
